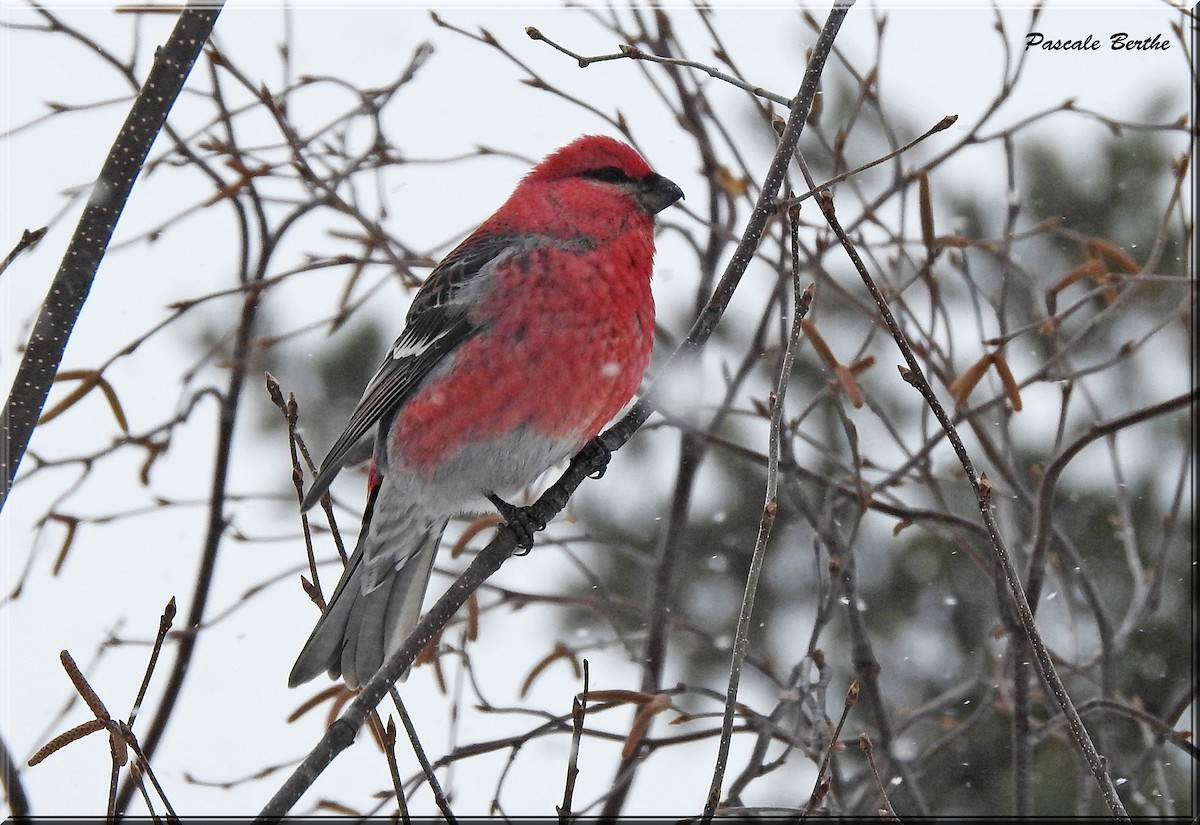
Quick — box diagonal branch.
[0,1,224,512]
[814,187,1132,821]
[257,2,854,814]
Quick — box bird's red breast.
[386,135,664,475]
[391,230,655,474]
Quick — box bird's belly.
[387,426,583,515]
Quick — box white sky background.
[1,0,1192,817]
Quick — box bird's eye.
[582,166,631,184]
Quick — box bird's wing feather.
[300,232,525,511]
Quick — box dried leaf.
[466,593,479,641]
[520,641,579,698]
[60,650,110,722]
[713,165,749,199]
[621,692,670,759]
[286,684,345,724]
[990,352,1023,412]
[833,364,864,408]
[948,354,992,408]
[932,234,971,248]
[37,369,129,432]
[1050,259,1106,296]
[581,689,658,705]
[450,513,504,558]
[108,723,129,767]
[47,514,79,576]
[1085,237,1140,275]
[317,800,364,816]
[801,320,838,371]
[414,623,444,668]
[918,170,934,249]
[365,712,387,753]
[27,718,107,766]
[848,356,876,375]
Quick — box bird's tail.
[289,493,448,690]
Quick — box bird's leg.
[578,438,612,479]
[486,493,545,552]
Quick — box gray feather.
[289,517,448,690]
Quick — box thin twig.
[0,227,47,278]
[859,732,900,821]
[389,686,456,824]
[378,717,409,824]
[265,374,328,607]
[702,209,814,819]
[815,187,1130,821]
[127,598,176,729]
[557,660,590,823]
[790,114,959,206]
[124,731,178,823]
[525,26,793,106]
[801,680,859,818]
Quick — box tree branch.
[815,187,1132,821]
[0,1,223,512]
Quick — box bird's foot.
[579,438,612,480]
[486,493,544,553]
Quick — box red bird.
[290,135,683,689]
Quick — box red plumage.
[290,135,682,689]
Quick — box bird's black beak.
[635,172,685,215]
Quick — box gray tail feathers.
[289,511,449,690]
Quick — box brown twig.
[859,732,900,820]
[814,187,1130,820]
[801,680,859,817]
[556,660,590,823]
[525,26,793,106]
[702,205,814,819]
[388,686,456,824]
[0,227,47,278]
[266,373,329,608]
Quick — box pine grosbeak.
[290,135,683,689]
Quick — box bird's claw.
[486,493,544,552]
[579,439,612,480]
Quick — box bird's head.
[526,135,684,217]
